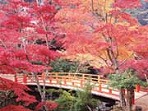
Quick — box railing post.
[64,77,66,85]
[72,82,74,86]
[109,88,112,94]
[99,84,102,92]
[98,75,100,83]
[98,75,102,92]
[56,73,59,84]
[49,76,52,84]
[80,74,84,88]
[23,74,27,83]
[82,74,85,81]
[42,73,45,80]
[14,74,17,82]
[135,84,140,92]
[41,73,46,83]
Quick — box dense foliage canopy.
[0,0,147,111]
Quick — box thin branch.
[91,0,95,13]
[118,53,134,68]
[0,39,7,48]
[97,55,109,67]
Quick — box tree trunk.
[119,88,126,110]
[33,73,48,111]
[126,88,134,111]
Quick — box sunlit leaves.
[110,10,138,26]
[121,60,148,79]
[131,26,148,59]
[58,0,148,78]
[113,0,141,9]
[97,0,114,13]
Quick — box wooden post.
[42,73,45,79]
[109,88,112,94]
[68,73,71,82]
[55,73,59,84]
[82,74,85,81]
[23,74,27,83]
[98,75,100,83]
[49,76,52,84]
[72,82,74,86]
[99,84,102,92]
[98,76,102,92]
[41,73,46,82]
[64,77,66,85]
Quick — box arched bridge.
[0,72,147,103]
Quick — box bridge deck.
[0,73,147,101]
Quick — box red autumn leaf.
[0,77,37,106]
[113,0,141,9]
[0,105,31,111]
[35,101,58,111]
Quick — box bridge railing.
[13,72,119,97]
[1,72,146,101]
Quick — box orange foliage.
[57,0,147,76]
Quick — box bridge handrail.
[0,72,147,101]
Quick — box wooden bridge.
[0,72,147,103]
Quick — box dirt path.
[135,93,148,111]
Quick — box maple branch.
[118,53,134,68]
[144,74,148,84]
[106,48,113,65]
[109,14,113,24]
[87,105,93,111]
[33,73,43,98]
[35,0,49,48]
[105,13,108,23]
[103,0,108,23]
[114,38,119,59]
[101,34,116,67]
[91,0,95,12]
[40,16,49,48]
[97,55,109,67]
[106,45,119,71]
[43,70,48,101]
[75,62,82,73]
[0,39,7,48]
[103,34,118,69]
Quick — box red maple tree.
[56,0,148,110]
[0,0,61,110]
